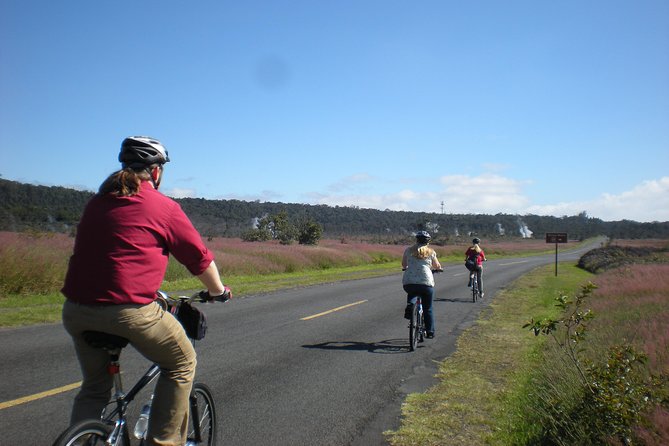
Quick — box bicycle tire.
[52,419,114,446]
[471,273,478,303]
[409,304,420,351]
[189,382,217,445]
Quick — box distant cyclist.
[465,237,487,297]
[402,231,442,339]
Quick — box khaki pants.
[62,300,196,446]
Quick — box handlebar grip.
[198,286,232,303]
[218,286,232,302]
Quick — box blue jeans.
[403,284,435,333]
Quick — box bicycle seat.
[82,331,130,350]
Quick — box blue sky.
[1,0,668,223]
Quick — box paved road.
[0,241,600,445]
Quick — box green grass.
[385,263,593,445]
[0,292,66,326]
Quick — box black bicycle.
[406,269,443,352]
[470,269,480,302]
[52,291,220,446]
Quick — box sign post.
[545,232,568,276]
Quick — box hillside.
[1,178,668,241]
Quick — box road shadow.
[302,339,409,354]
[435,297,472,303]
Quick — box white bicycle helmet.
[119,136,170,169]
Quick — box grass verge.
[385,263,593,445]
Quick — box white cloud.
[303,173,669,222]
[165,188,197,199]
[438,174,531,214]
[223,190,284,202]
[528,177,669,222]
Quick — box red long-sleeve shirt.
[62,182,213,305]
[465,246,486,266]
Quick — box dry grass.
[0,231,574,298]
[0,231,71,295]
[589,264,669,375]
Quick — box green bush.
[298,219,323,245]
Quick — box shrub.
[297,219,323,245]
[241,228,271,242]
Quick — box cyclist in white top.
[402,231,442,338]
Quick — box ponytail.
[410,243,434,260]
[98,167,151,197]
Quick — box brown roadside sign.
[545,232,568,243]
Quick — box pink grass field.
[590,263,669,374]
[589,261,669,443]
[0,231,559,296]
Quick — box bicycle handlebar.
[401,268,444,273]
[154,287,232,311]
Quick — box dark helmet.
[416,231,431,243]
[119,136,170,169]
[472,237,480,244]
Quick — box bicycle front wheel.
[188,383,217,445]
[52,419,112,446]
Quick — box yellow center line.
[0,381,81,410]
[301,300,368,321]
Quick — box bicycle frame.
[404,268,441,351]
[102,361,161,444]
[54,291,218,446]
[470,270,479,302]
[93,293,204,444]
[104,361,210,446]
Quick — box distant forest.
[2,178,668,242]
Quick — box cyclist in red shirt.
[62,136,229,446]
[465,237,487,297]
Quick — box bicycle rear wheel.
[188,383,217,445]
[471,274,478,302]
[52,419,113,446]
[409,304,420,351]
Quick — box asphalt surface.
[0,241,600,445]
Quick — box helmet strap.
[147,166,162,190]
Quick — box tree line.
[2,178,668,242]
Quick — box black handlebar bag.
[176,302,208,340]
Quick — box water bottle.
[133,395,153,439]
